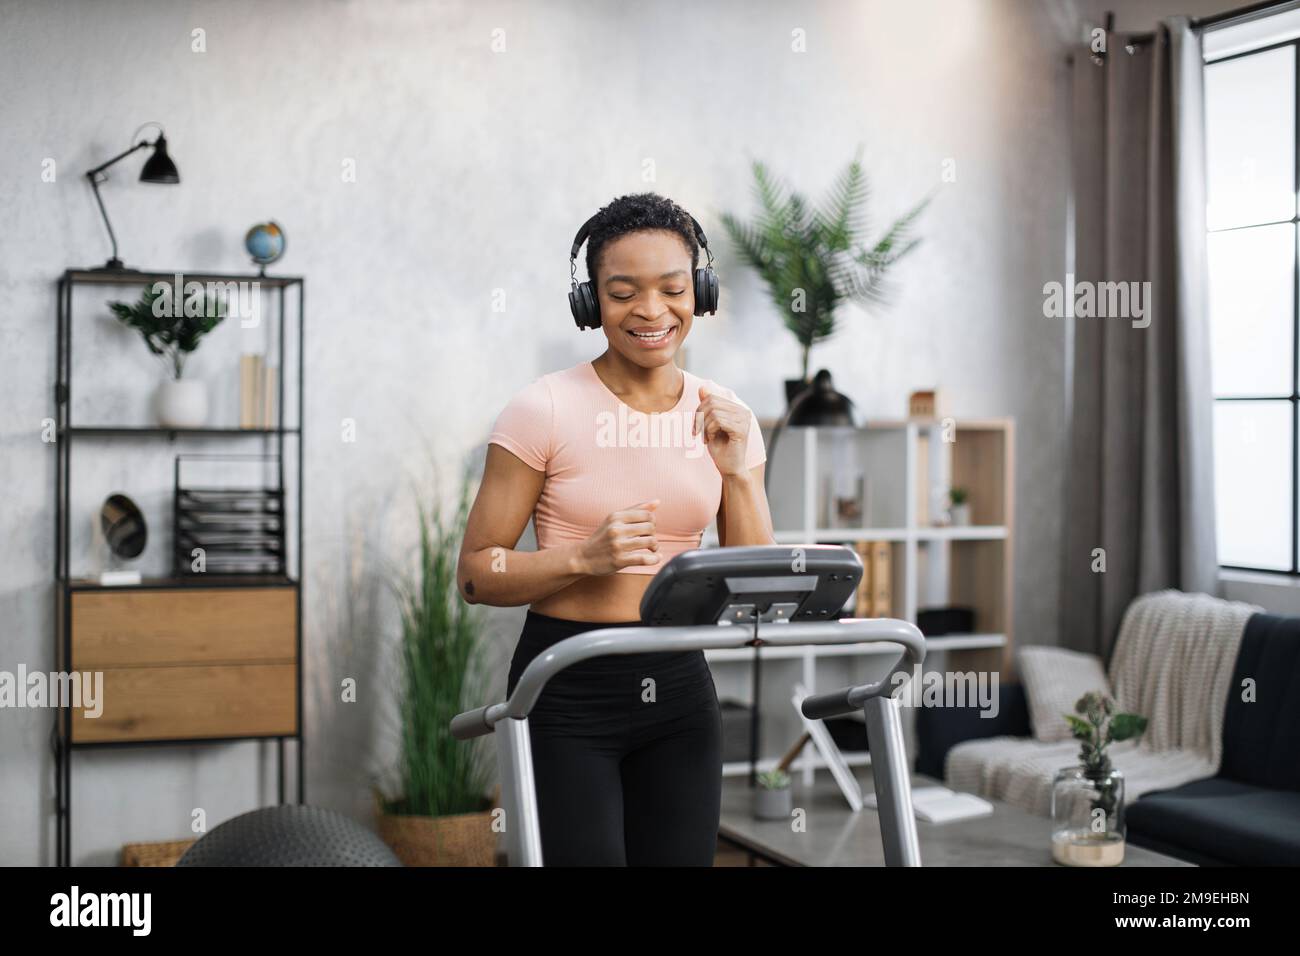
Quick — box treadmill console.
[639,545,863,626]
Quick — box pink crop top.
[488,361,767,574]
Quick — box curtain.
[1060,17,1220,660]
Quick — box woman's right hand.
[571,500,661,575]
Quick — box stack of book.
[239,353,278,428]
[852,541,892,618]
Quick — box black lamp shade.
[787,369,856,427]
[140,134,180,184]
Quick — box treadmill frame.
[452,617,926,866]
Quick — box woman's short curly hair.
[583,192,699,286]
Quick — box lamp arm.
[84,141,150,268]
[87,172,122,264]
[85,140,150,178]
[87,172,121,266]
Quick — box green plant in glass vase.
[1065,691,1147,820]
[1050,691,1148,865]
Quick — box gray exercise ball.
[176,805,402,867]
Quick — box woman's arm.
[457,444,663,606]
[696,385,775,548]
[457,445,587,606]
[716,462,776,548]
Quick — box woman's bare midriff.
[529,570,657,623]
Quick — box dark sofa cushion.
[1127,777,1300,866]
[913,683,1031,780]
[1219,613,1300,791]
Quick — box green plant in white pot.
[948,487,971,527]
[375,472,496,866]
[720,147,931,405]
[109,282,226,427]
[754,768,793,821]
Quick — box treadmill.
[450,544,926,866]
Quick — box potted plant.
[109,282,226,427]
[374,474,496,866]
[948,487,971,526]
[720,147,931,405]
[1050,692,1147,867]
[754,768,793,821]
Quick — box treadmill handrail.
[450,617,925,740]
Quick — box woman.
[457,192,775,865]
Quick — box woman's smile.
[625,324,678,349]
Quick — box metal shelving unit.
[52,268,305,867]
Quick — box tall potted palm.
[375,473,496,866]
[720,147,931,404]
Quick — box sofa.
[914,609,1300,866]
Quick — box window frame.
[1206,37,1300,575]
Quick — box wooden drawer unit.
[71,587,296,667]
[69,586,298,743]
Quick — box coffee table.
[719,769,1192,866]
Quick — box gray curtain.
[1061,17,1220,659]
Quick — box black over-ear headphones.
[568,211,719,330]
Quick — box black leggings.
[505,610,722,866]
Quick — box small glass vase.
[1050,766,1126,866]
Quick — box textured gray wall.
[1,0,1076,864]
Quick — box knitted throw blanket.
[1109,589,1259,764]
[944,590,1259,815]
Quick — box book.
[239,354,263,428]
[853,541,874,617]
[261,363,277,427]
[870,541,891,617]
[864,785,994,824]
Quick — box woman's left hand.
[694,385,751,478]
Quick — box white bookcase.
[702,418,1015,781]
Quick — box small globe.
[245,221,286,267]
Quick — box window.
[1205,33,1299,573]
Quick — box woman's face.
[594,229,694,369]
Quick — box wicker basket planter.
[120,838,197,867]
[374,790,498,867]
